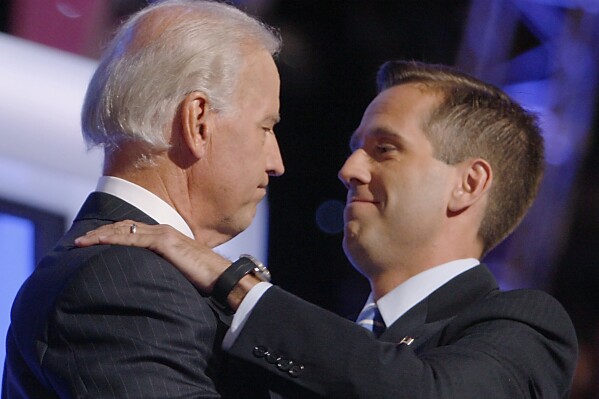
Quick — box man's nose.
[338,149,370,188]
[267,135,285,176]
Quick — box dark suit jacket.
[228,265,578,398]
[2,192,267,399]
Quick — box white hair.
[81,0,281,153]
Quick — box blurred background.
[1,0,598,397]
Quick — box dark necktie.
[356,303,386,337]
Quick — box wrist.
[226,274,261,311]
[209,254,270,314]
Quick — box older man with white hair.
[2,1,284,398]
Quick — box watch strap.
[210,256,256,314]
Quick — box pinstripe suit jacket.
[228,265,578,398]
[2,192,268,398]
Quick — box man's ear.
[181,91,210,159]
[448,159,492,214]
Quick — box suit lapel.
[379,265,499,348]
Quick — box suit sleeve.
[42,246,225,398]
[227,286,578,399]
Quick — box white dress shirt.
[96,176,194,239]
[362,258,479,328]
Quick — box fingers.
[73,234,104,246]
[73,219,231,293]
[74,220,155,247]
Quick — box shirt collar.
[96,176,195,239]
[361,258,479,327]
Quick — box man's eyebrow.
[349,127,403,151]
[349,131,361,151]
[264,115,281,125]
[371,127,403,141]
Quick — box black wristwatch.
[210,254,271,314]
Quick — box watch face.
[240,254,271,282]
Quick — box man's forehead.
[349,94,397,144]
[369,82,438,109]
[349,85,439,150]
[349,91,439,151]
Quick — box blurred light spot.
[315,199,344,234]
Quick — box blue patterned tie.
[356,303,386,337]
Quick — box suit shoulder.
[15,243,203,326]
[484,288,570,318]
[28,243,181,296]
[451,288,577,345]
[62,244,198,297]
[75,243,174,272]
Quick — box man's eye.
[263,127,275,135]
[376,144,396,153]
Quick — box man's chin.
[224,210,256,238]
[342,224,362,254]
[343,219,362,240]
[342,222,377,259]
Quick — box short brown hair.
[377,60,544,255]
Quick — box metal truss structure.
[456,0,599,289]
